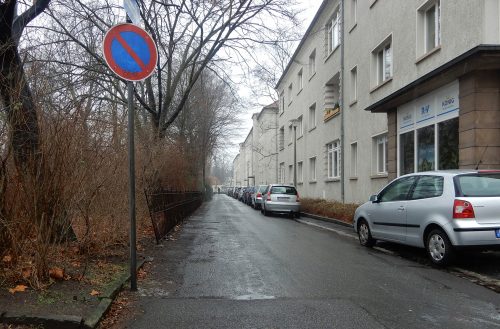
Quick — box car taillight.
[296,192,300,202]
[267,192,271,201]
[453,199,475,219]
[257,192,262,197]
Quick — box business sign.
[103,23,158,81]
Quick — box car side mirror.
[369,195,380,203]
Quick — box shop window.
[417,125,435,171]
[438,117,458,169]
[399,131,414,175]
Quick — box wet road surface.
[124,194,500,328]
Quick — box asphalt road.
[124,194,500,329]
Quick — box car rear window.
[270,186,297,195]
[455,173,500,197]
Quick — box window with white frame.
[309,157,316,181]
[350,66,357,103]
[288,165,293,184]
[279,162,285,184]
[373,134,388,174]
[297,116,303,137]
[326,8,340,55]
[309,103,316,130]
[279,127,285,150]
[372,36,392,86]
[298,161,303,183]
[279,92,285,114]
[417,0,441,57]
[350,142,358,177]
[327,140,341,179]
[309,50,316,77]
[288,124,293,144]
[288,83,293,104]
[297,69,303,92]
[350,0,357,26]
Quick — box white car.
[354,170,500,265]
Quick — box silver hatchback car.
[261,184,300,218]
[354,170,500,265]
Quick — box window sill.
[309,126,316,133]
[370,77,393,94]
[279,147,284,152]
[370,0,378,9]
[297,182,303,185]
[415,46,441,64]
[324,44,340,63]
[349,99,358,107]
[371,174,388,179]
[309,72,316,81]
[325,178,341,183]
[288,101,293,106]
[288,142,292,146]
[309,180,317,184]
[297,88,303,96]
[349,176,358,180]
[279,111,284,117]
[348,23,357,34]
[297,135,303,140]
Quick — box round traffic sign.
[103,23,158,81]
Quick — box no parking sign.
[103,23,158,81]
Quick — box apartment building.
[273,0,500,203]
[233,103,279,186]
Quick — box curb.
[300,212,354,228]
[0,259,147,329]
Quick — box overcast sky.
[227,0,324,161]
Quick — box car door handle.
[397,206,405,211]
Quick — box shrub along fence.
[144,190,203,243]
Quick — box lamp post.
[290,119,299,187]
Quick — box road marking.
[296,219,357,240]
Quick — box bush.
[300,198,359,224]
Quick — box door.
[369,176,417,242]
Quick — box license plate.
[278,197,290,201]
[496,229,500,239]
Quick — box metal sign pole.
[126,14,137,292]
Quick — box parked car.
[252,185,268,209]
[354,170,500,266]
[244,186,255,206]
[261,184,300,218]
[238,187,246,201]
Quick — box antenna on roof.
[475,146,489,170]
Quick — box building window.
[279,92,285,114]
[326,8,340,55]
[298,161,303,183]
[438,118,458,169]
[309,49,316,77]
[350,0,357,26]
[399,131,414,175]
[279,127,285,151]
[373,134,388,174]
[350,142,357,177]
[418,0,441,56]
[297,69,303,92]
[309,103,316,130]
[309,157,316,181]
[372,36,392,87]
[279,163,285,184]
[350,66,357,103]
[327,140,341,179]
[417,125,435,171]
[288,83,293,104]
[288,124,293,144]
[297,115,303,137]
[288,164,293,184]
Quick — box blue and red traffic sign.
[103,23,158,81]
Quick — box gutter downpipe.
[340,0,345,203]
[275,109,279,183]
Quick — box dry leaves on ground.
[90,289,101,296]
[8,285,28,294]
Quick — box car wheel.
[295,212,301,219]
[263,207,269,217]
[426,229,454,266]
[358,220,375,248]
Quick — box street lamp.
[290,118,299,187]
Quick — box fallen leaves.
[49,267,65,281]
[90,289,101,296]
[8,285,28,294]
[2,255,12,263]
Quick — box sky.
[227,0,324,161]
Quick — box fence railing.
[144,190,203,243]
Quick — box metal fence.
[144,190,203,243]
